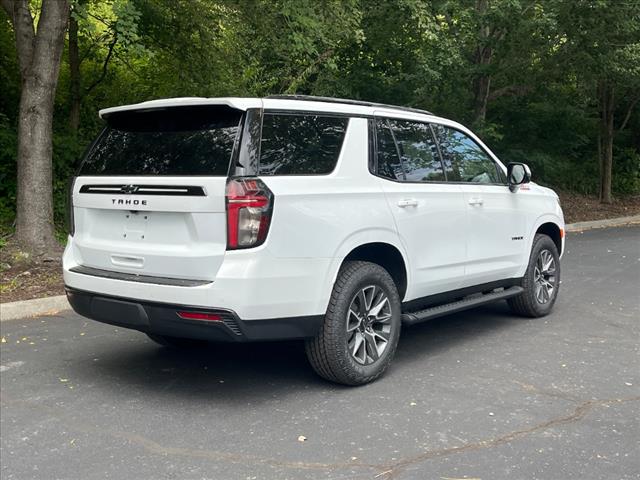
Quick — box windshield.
[79,105,242,176]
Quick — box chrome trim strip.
[69,265,212,287]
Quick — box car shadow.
[69,301,525,402]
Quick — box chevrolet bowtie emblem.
[121,184,138,194]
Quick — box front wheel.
[305,261,402,385]
[508,234,561,317]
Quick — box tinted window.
[432,125,501,184]
[80,106,241,176]
[375,119,404,180]
[259,114,348,175]
[388,119,444,182]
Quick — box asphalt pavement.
[1,226,639,480]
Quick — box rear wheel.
[305,261,402,385]
[508,234,561,317]
[146,333,207,349]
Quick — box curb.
[1,215,639,322]
[565,214,640,232]
[1,295,69,322]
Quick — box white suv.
[64,95,565,385]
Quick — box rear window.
[259,113,348,175]
[80,105,242,176]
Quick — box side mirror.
[507,162,531,192]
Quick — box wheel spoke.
[372,327,390,342]
[369,295,389,318]
[346,309,361,332]
[350,332,366,364]
[364,331,380,362]
[374,312,392,324]
[356,289,366,311]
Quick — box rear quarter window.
[259,113,348,175]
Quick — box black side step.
[401,286,524,326]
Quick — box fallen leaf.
[297,435,307,442]
[1,337,6,343]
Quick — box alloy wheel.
[346,285,393,365]
[534,249,557,304]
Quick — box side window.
[388,119,445,182]
[259,113,348,175]
[375,119,404,180]
[432,125,502,184]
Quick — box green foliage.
[0,0,638,234]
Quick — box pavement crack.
[378,396,640,479]
[105,429,384,473]
[512,379,583,403]
[2,391,638,478]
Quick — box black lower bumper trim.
[65,287,323,342]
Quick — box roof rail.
[265,94,433,116]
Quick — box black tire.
[146,333,207,349]
[305,261,402,385]
[508,233,561,317]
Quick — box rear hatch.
[71,104,243,282]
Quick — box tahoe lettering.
[112,198,147,206]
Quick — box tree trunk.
[473,69,491,124]
[2,0,69,255]
[598,80,614,204]
[68,12,81,133]
[14,76,59,252]
[472,0,492,125]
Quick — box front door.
[431,124,527,286]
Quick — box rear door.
[373,116,467,299]
[71,104,243,282]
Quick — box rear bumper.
[65,287,323,342]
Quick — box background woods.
[0,0,639,255]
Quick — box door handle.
[468,197,484,206]
[397,199,418,208]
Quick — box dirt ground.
[1,193,639,304]
[0,243,65,304]
[558,191,640,224]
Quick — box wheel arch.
[341,242,408,301]
[319,231,410,315]
[535,221,563,255]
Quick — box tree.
[554,0,640,203]
[67,0,143,133]
[1,0,69,254]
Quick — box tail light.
[225,177,273,249]
[66,177,76,237]
[177,311,222,321]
